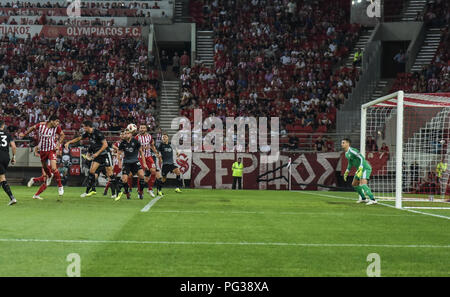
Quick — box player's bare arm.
[19,123,37,138]
[65,136,83,149]
[58,130,65,148]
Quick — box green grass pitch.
[0,186,448,277]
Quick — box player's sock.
[35,183,47,196]
[176,175,182,188]
[33,176,46,183]
[1,181,15,200]
[148,174,156,190]
[354,186,366,200]
[139,178,146,194]
[52,169,63,187]
[361,184,375,200]
[110,175,116,196]
[128,178,132,191]
[123,181,129,193]
[137,177,142,193]
[86,173,96,193]
[104,181,111,194]
[155,178,162,192]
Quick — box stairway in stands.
[196,30,214,67]
[159,81,181,137]
[174,0,190,23]
[401,0,427,21]
[411,28,442,72]
[344,28,374,69]
[368,79,396,101]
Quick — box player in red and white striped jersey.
[20,115,65,198]
[136,125,158,197]
[27,147,52,200]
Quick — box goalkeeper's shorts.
[355,167,372,181]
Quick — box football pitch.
[0,186,448,277]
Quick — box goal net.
[362,91,450,209]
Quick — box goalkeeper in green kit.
[341,138,377,205]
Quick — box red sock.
[33,176,46,183]
[105,181,110,192]
[148,174,156,190]
[52,169,62,187]
[35,183,47,196]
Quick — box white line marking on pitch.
[0,238,448,249]
[140,196,163,212]
[149,209,410,217]
[305,192,450,221]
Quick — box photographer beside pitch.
[341,138,377,205]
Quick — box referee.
[232,157,243,190]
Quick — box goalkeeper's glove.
[356,167,363,178]
[343,170,349,182]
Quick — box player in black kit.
[0,121,17,205]
[65,120,115,198]
[157,133,183,194]
[114,129,148,201]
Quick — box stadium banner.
[164,151,192,180]
[0,25,142,38]
[340,151,389,176]
[2,16,129,27]
[190,152,341,190]
[0,8,140,17]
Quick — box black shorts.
[93,152,112,168]
[96,165,107,176]
[0,155,9,175]
[122,162,142,176]
[161,163,178,177]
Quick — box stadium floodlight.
[361,91,450,209]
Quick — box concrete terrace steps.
[411,28,442,72]
[159,80,181,137]
[196,30,214,66]
[401,0,428,21]
[344,29,374,69]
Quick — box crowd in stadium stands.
[0,1,165,9]
[391,0,449,93]
[185,0,361,150]
[0,1,169,18]
[0,35,159,146]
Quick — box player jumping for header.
[65,120,114,198]
[114,129,148,201]
[341,138,377,205]
[20,115,65,199]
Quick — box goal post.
[361,91,450,209]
